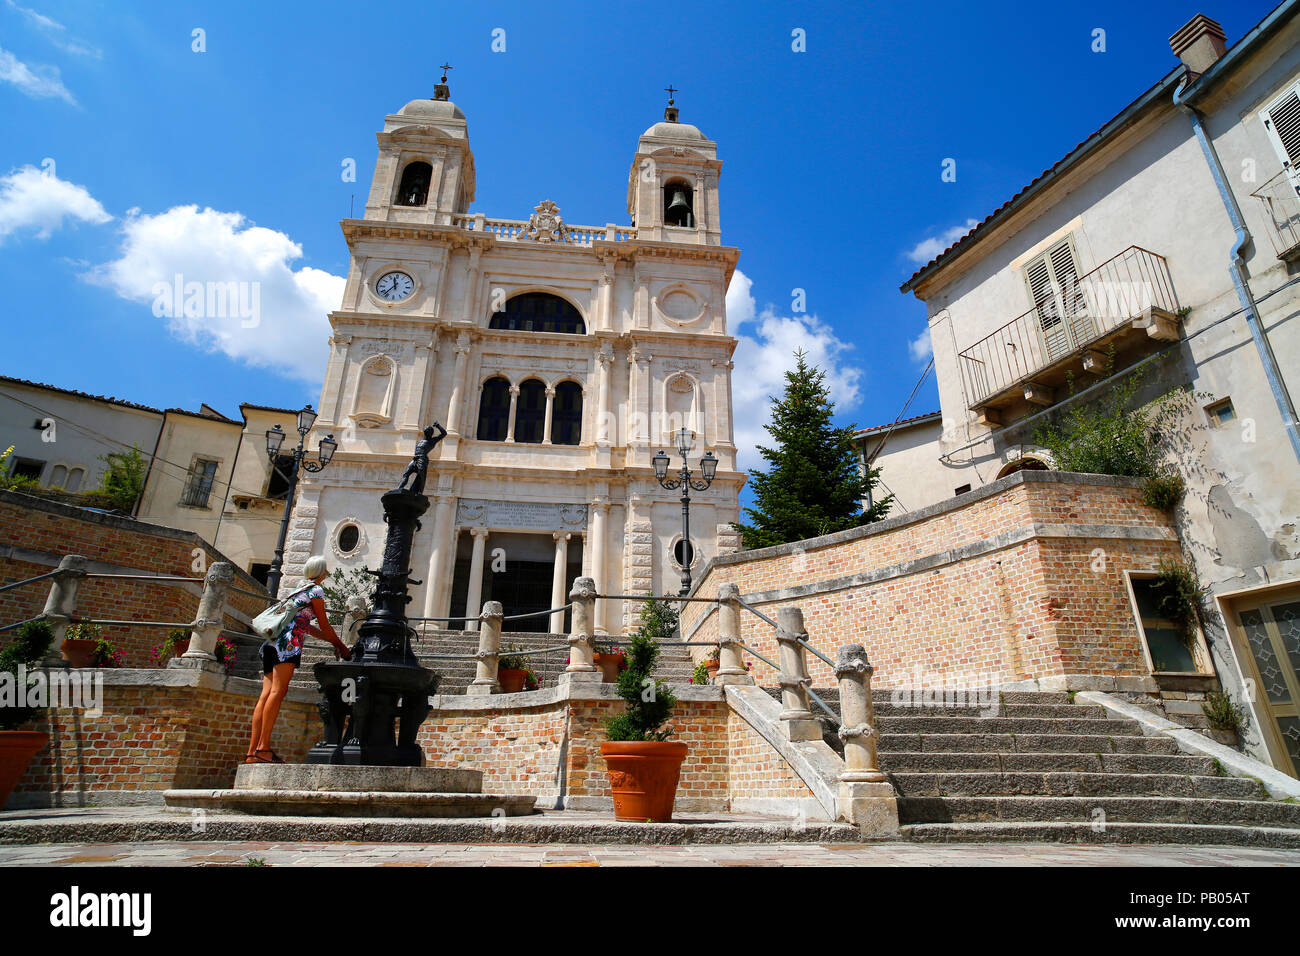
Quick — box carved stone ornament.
[522,199,570,243]
[834,643,874,680]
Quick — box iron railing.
[957,245,1180,406]
[1251,169,1300,260]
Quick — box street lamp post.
[652,427,718,595]
[265,405,337,598]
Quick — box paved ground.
[3,840,1299,866]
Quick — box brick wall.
[0,490,267,667]
[680,472,1180,690]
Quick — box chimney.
[1169,14,1228,74]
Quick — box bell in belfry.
[666,189,692,226]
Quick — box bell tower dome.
[627,90,722,245]
[363,66,476,225]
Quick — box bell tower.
[363,66,476,226]
[627,89,723,245]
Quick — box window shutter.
[1024,239,1082,361]
[1262,83,1300,191]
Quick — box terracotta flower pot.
[705,660,720,680]
[594,653,623,683]
[171,639,191,658]
[600,740,689,822]
[498,668,527,693]
[60,639,97,668]
[0,731,48,808]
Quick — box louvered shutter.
[1050,239,1095,348]
[1026,240,1075,361]
[1263,83,1300,192]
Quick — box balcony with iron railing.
[956,246,1183,419]
[1251,169,1300,262]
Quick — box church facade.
[281,80,744,634]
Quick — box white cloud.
[4,1,101,58]
[726,269,863,473]
[0,45,75,103]
[0,165,110,239]
[88,205,345,384]
[908,327,933,364]
[905,218,978,264]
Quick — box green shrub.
[690,660,710,685]
[498,642,527,671]
[604,602,678,742]
[0,620,55,731]
[1202,692,1245,735]
[1142,472,1185,511]
[1153,558,1204,646]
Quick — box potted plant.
[600,622,685,823]
[0,620,54,808]
[88,636,125,668]
[592,638,627,683]
[705,644,721,681]
[690,660,710,685]
[214,636,238,674]
[523,666,539,691]
[60,622,102,667]
[149,627,191,666]
[497,642,528,693]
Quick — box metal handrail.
[0,569,66,594]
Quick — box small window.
[1206,398,1236,427]
[181,459,219,508]
[249,562,271,587]
[337,524,360,553]
[266,455,296,498]
[954,484,972,496]
[1130,575,1199,673]
[9,458,44,482]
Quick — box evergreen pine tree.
[733,350,892,549]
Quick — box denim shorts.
[261,641,301,675]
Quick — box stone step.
[873,702,1109,720]
[897,796,1300,828]
[900,821,1300,848]
[888,771,1265,799]
[878,733,1181,754]
[879,750,1224,775]
[876,715,1144,735]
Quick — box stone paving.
[2,840,1298,866]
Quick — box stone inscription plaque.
[456,498,588,532]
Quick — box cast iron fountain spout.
[308,424,446,767]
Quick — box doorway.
[1224,583,1300,777]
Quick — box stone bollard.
[172,561,234,673]
[563,576,599,683]
[468,600,503,696]
[714,583,753,686]
[834,643,898,835]
[775,606,820,741]
[40,554,87,666]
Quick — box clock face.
[375,271,414,301]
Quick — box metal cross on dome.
[664,84,677,104]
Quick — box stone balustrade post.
[341,594,368,647]
[833,643,898,835]
[714,583,752,685]
[172,561,234,673]
[775,606,820,741]
[563,576,599,683]
[40,554,87,666]
[468,600,503,696]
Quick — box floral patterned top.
[274,584,325,661]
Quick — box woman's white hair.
[302,554,329,585]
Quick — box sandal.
[263,749,285,764]
[244,752,272,764]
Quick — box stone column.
[550,532,569,634]
[439,526,462,619]
[464,527,489,629]
[39,554,87,666]
[173,561,234,673]
[834,643,898,835]
[542,386,555,444]
[775,605,820,741]
[714,582,753,685]
[445,331,471,436]
[467,600,503,696]
[595,349,613,446]
[590,498,609,635]
[423,494,456,619]
[563,576,599,682]
[505,384,519,442]
[598,257,615,332]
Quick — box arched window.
[48,464,67,489]
[996,456,1050,479]
[65,467,84,493]
[395,161,432,207]
[663,181,694,227]
[489,292,585,334]
[477,377,511,441]
[552,381,583,445]
[514,379,547,444]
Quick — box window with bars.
[488,292,586,334]
[181,458,219,508]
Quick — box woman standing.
[245,554,351,764]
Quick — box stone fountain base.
[163,764,537,818]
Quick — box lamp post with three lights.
[652,427,718,596]
[264,405,337,598]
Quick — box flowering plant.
[523,666,539,691]
[89,637,125,668]
[214,636,237,673]
[149,627,191,666]
[690,660,710,685]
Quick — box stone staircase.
[768,687,1300,847]
[288,628,697,694]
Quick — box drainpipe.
[1173,78,1300,465]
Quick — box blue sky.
[0,0,1280,471]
